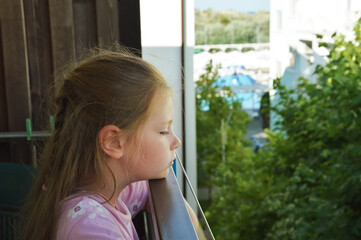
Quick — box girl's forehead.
[148,95,174,122]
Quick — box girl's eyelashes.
[159,123,173,135]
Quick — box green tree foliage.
[220,16,230,25]
[260,92,270,129]
[196,61,252,191]
[195,9,269,45]
[206,18,361,239]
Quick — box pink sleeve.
[119,180,149,217]
[67,215,129,240]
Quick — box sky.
[194,0,270,13]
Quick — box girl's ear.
[98,125,125,159]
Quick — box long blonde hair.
[22,49,171,239]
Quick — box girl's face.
[126,94,181,180]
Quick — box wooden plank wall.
[0,0,141,165]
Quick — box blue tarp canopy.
[213,74,255,88]
[210,74,260,110]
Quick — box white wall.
[139,0,197,209]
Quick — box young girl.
[22,49,186,239]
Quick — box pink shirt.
[56,181,148,240]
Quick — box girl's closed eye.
[159,131,169,135]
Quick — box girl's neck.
[97,192,117,209]
[91,180,129,208]
[90,157,134,208]
[88,172,130,208]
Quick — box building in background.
[269,0,361,128]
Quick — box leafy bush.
[225,47,239,53]
[260,91,270,129]
[208,48,222,53]
[241,46,255,52]
[206,17,361,240]
[196,60,252,190]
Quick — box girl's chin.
[162,167,170,177]
[148,168,170,180]
[159,167,170,179]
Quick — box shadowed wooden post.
[23,0,53,130]
[0,0,32,163]
[73,0,97,58]
[48,0,75,72]
[95,0,119,49]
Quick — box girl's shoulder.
[120,180,148,201]
[55,181,148,239]
[61,195,110,220]
[56,195,133,239]
[118,180,149,217]
[56,195,111,237]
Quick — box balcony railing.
[145,153,215,240]
[148,168,198,239]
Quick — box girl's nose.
[171,134,181,150]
